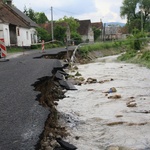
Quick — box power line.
[53,7,78,15]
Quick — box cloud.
[12,0,126,23]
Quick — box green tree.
[127,29,147,50]
[54,25,66,42]
[57,16,79,33]
[92,27,101,41]
[23,7,49,24]
[36,27,51,42]
[120,0,150,32]
[71,32,82,45]
[35,12,49,24]
[25,8,37,22]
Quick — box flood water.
[57,55,150,150]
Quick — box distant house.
[77,19,94,43]
[0,0,38,47]
[91,20,103,40]
[103,23,128,40]
[39,22,71,42]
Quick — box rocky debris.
[74,71,82,76]
[115,115,123,118]
[132,110,150,114]
[99,78,114,83]
[103,87,117,93]
[126,100,137,107]
[106,121,147,127]
[85,77,97,84]
[32,63,77,150]
[106,146,134,150]
[108,94,121,99]
[56,138,77,150]
[106,121,125,126]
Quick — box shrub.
[118,49,137,61]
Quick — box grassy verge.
[7,41,64,53]
[118,48,150,68]
[78,40,128,57]
[78,39,150,69]
[7,47,25,53]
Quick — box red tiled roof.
[91,22,103,29]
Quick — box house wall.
[0,24,37,47]
[88,27,94,42]
[16,27,31,47]
[0,23,10,46]
[30,28,38,44]
[81,27,94,43]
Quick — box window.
[17,27,20,36]
[26,31,29,40]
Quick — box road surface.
[0,47,73,150]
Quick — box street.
[0,47,72,150]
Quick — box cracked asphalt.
[0,47,74,150]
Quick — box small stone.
[75,136,80,140]
[126,100,137,107]
[108,94,121,99]
[49,133,53,138]
[115,115,123,118]
[106,146,119,150]
[50,140,59,148]
[42,141,50,147]
[45,146,53,150]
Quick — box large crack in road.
[32,51,78,150]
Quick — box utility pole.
[51,6,54,41]
[103,23,106,41]
[140,0,143,32]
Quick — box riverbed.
[57,55,150,150]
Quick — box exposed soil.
[32,50,78,150]
[32,76,69,150]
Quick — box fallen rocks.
[85,77,97,84]
[56,138,77,150]
[106,146,134,150]
[108,94,121,99]
[103,87,117,93]
[99,78,114,83]
[126,100,137,107]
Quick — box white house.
[0,0,38,47]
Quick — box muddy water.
[57,55,150,150]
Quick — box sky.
[12,0,127,23]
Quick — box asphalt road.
[0,47,74,150]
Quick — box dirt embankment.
[33,76,69,150]
[32,50,78,150]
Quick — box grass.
[7,47,25,53]
[78,39,150,69]
[79,40,127,57]
[118,48,150,68]
[7,41,64,53]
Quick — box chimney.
[6,0,12,6]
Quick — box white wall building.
[0,0,38,47]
